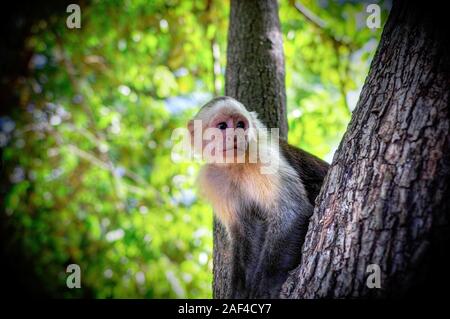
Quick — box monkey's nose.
[226,118,234,129]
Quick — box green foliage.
[282,0,388,160]
[1,0,386,298]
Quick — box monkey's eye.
[236,121,245,129]
[217,122,228,130]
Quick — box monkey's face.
[208,111,249,161]
[188,97,254,164]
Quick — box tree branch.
[294,1,352,115]
[294,1,354,50]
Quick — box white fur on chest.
[198,163,281,226]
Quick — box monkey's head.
[187,96,264,163]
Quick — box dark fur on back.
[228,143,330,298]
[280,140,330,205]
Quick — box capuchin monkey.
[187,96,329,298]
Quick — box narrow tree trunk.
[213,0,287,298]
[225,0,287,137]
[282,0,450,298]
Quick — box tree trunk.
[213,0,287,298]
[282,0,450,298]
[225,0,287,137]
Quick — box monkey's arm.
[229,212,267,299]
[248,197,314,298]
[248,143,328,298]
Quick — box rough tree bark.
[225,0,287,136]
[213,0,287,298]
[282,0,450,298]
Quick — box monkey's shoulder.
[279,140,330,205]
